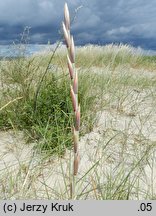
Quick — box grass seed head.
[62,22,70,48]
[73,70,78,94]
[70,85,77,112]
[67,54,74,80]
[70,35,75,63]
[75,105,80,131]
[64,2,70,31]
[73,127,79,153]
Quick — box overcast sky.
[0,0,156,50]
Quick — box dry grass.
[62,3,80,198]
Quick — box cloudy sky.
[0,0,156,50]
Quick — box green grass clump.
[0,69,72,154]
[0,53,99,155]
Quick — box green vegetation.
[0,48,100,154]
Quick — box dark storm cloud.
[72,0,156,49]
[0,0,155,50]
